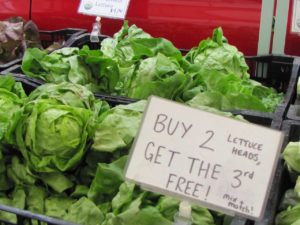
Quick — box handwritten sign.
[292,0,300,33]
[125,96,284,220]
[78,0,130,19]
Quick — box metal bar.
[257,0,276,55]
[272,0,290,54]
[0,205,78,225]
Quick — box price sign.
[292,0,300,33]
[125,96,284,220]
[78,0,130,19]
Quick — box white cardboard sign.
[125,96,284,220]
[292,0,300,33]
[78,0,130,19]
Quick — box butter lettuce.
[101,21,182,65]
[16,99,92,173]
[283,142,300,173]
[185,27,249,79]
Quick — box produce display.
[0,20,295,225]
[21,22,283,113]
[0,74,248,225]
[276,142,300,225]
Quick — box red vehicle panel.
[30,0,262,55]
[0,0,30,20]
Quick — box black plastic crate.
[0,65,45,89]
[39,28,87,49]
[0,65,22,75]
[5,73,39,95]
[0,74,287,225]
[0,28,87,72]
[287,104,300,121]
[0,204,79,225]
[68,33,111,49]
[229,55,298,122]
[101,54,297,126]
[249,119,300,225]
[286,57,300,120]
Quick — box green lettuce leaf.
[157,196,180,221]
[7,156,36,185]
[112,182,135,214]
[79,46,120,93]
[283,142,300,173]
[127,53,187,99]
[28,82,97,109]
[21,47,100,91]
[65,197,104,225]
[0,75,26,146]
[88,156,128,205]
[184,69,282,112]
[101,21,182,65]
[92,100,145,153]
[45,195,75,219]
[40,172,74,193]
[25,185,46,215]
[0,186,26,223]
[276,204,300,225]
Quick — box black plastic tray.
[0,66,45,90]
[68,33,111,49]
[234,55,297,121]
[287,104,300,121]
[0,204,79,225]
[4,73,39,95]
[286,57,300,120]
[231,117,285,225]
[253,120,300,225]
[0,28,87,72]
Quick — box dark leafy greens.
[0,17,41,64]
